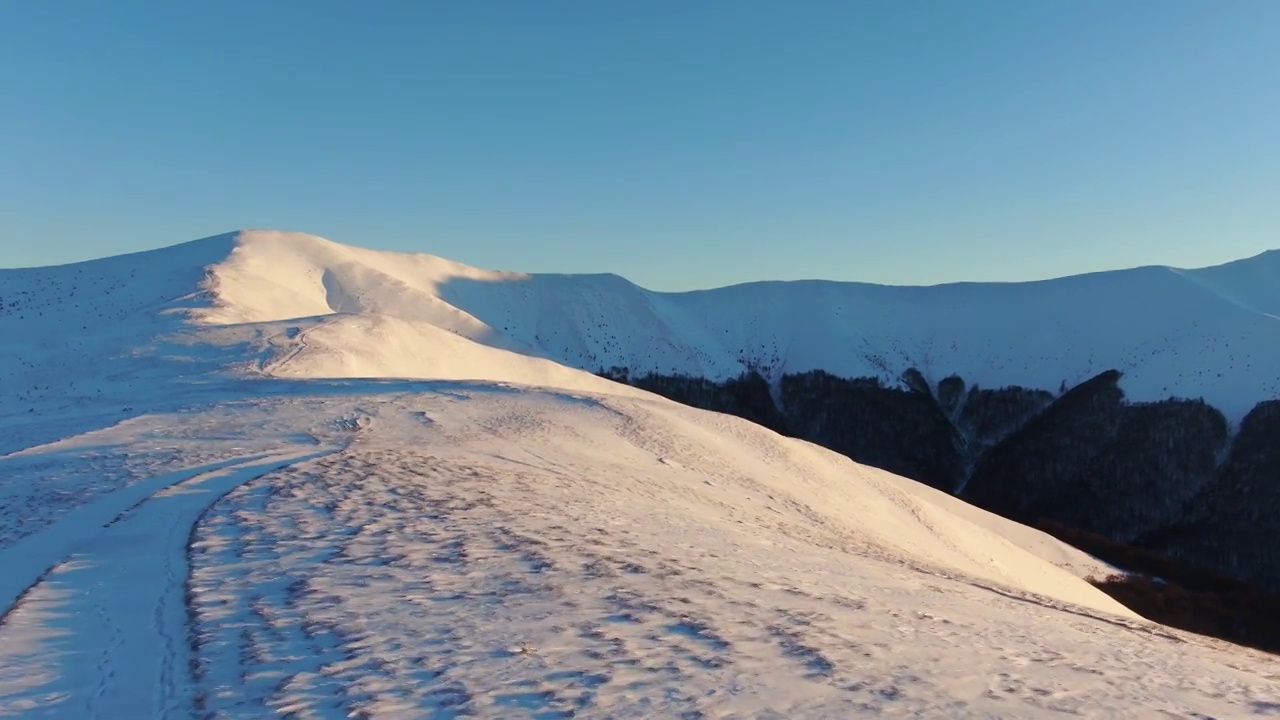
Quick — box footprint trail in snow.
[0,448,336,719]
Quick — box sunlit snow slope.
[0,229,1121,613]
[5,388,1278,717]
[194,230,1280,419]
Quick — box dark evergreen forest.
[597,365,1280,652]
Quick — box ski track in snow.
[0,447,338,719]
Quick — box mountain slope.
[8,385,1280,718]
[0,228,1141,607]
[193,230,1280,420]
[6,229,1277,424]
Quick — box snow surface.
[1,230,1279,717]
[3,388,1279,718]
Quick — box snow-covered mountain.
[5,229,1278,424]
[200,230,1280,419]
[2,230,1279,717]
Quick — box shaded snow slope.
[2,386,1276,718]
[195,230,1280,419]
[0,233,235,411]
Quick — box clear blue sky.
[2,1,1278,290]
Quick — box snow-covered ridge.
[4,229,1278,422]
[189,230,1280,419]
